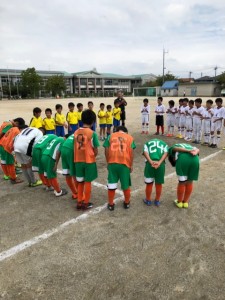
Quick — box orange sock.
[108,190,116,205]
[74,177,78,191]
[155,183,162,200]
[123,188,131,204]
[145,183,153,200]
[49,178,61,193]
[39,173,48,186]
[1,164,9,176]
[77,182,85,203]
[84,182,92,204]
[183,182,193,203]
[66,176,77,196]
[7,164,16,180]
[177,183,186,202]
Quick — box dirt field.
[0,97,225,300]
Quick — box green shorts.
[75,162,97,182]
[107,163,131,190]
[176,153,199,181]
[41,154,57,179]
[0,146,14,165]
[32,148,44,174]
[144,161,165,184]
[61,147,76,176]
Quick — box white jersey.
[203,108,214,120]
[192,106,204,120]
[14,127,43,156]
[212,107,224,121]
[166,107,176,116]
[155,104,165,116]
[175,106,181,117]
[141,105,150,115]
[186,107,194,119]
[180,105,188,117]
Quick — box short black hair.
[39,127,46,134]
[195,98,202,104]
[206,99,213,105]
[114,99,120,105]
[143,98,149,103]
[168,100,175,106]
[56,104,62,110]
[68,102,75,107]
[183,98,189,102]
[81,109,96,125]
[189,100,194,105]
[13,118,25,128]
[215,97,223,104]
[88,101,93,105]
[116,126,128,133]
[100,103,105,107]
[158,97,163,101]
[33,107,42,115]
[106,105,112,110]
[77,103,83,108]
[179,98,184,103]
[45,108,52,114]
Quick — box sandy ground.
[0,97,225,300]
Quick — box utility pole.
[162,48,168,84]
[214,66,218,82]
[189,71,192,80]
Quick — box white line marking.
[0,150,223,262]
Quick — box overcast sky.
[1,0,225,78]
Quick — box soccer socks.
[161,126,164,134]
[156,126,160,134]
[123,188,131,204]
[177,183,186,202]
[39,173,49,186]
[49,178,61,193]
[108,189,116,205]
[216,134,221,146]
[145,183,153,200]
[1,164,9,177]
[155,184,162,200]
[7,164,17,180]
[84,182,92,204]
[77,182,85,203]
[66,176,77,197]
[183,182,193,203]
[142,124,145,132]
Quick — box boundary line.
[0,150,223,263]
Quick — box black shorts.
[156,115,164,126]
[121,111,126,121]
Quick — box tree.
[217,72,225,87]
[142,73,177,87]
[45,75,66,97]
[20,67,42,98]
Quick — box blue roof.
[161,80,179,89]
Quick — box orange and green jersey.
[103,131,136,168]
[43,117,56,130]
[0,127,20,153]
[42,137,65,160]
[66,111,78,125]
[106,111,113,125]
[0,121,13,137]
[143,139,168,161]
[113,107,121,121]
[98,110,106,124]
[74,128,100,163]
[33,134,57,153]
[55,113,66,126]
[30,116,43,128]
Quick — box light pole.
[214,66,218,82]
[162,48,169,84]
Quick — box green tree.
[142,73,177,87]
[45,75,66,97]
[217,72,225,87]
[20,67,42,98]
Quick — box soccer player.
[14,127,44,187]
[103,126,136,211]
[98,103,107,140]
[143,139,168,207]
[184,100,194,141]
[77,103,84,128]
[115,90,127,126]
[169,143,200,209]
[30,107,43,128]
[43,108,56,134]
[74,109,100,210]
[179,98,189,138]
[67,102,78,135]
[202,99,214,146]
[41,137,68,196]
[175,99,183,138]
[141,98,150,134]
[88,101,97,131]
[210,98,224,148]
[32,134,57,190]
[166,100,176,137]
[55,104,67,137]
[154,96,165,135]
[113,99,121,132]
[192,98,204,144]
[105,105,113,137]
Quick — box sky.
[1,0,225,78]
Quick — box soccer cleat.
[201,142,209,146]
[154,132,159,135]
[211,144,217,148]
[143,199,152,206]
[174,199,183,208]
[141,131,145,134]
[10,178,23,184]
[166,133,170,137]
[45,186,54,191]
[54,188,68,197]
[154,200,160,207]
[145,131,148,134]
[3,175,10,180]
[184,137,188,141]
[208,144,213,147]
[183,202,189,209]
[223,147,225,150]
[186,138,192,142]
[76,202,82,210]
[30,180,42,187]
[107,203,115,211]
[82,202,93,210]
[123,202,130,209]
[176,134,182,138]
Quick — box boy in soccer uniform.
[77,103,83,128]
[88,101,97,131]
[192,98,204,144]
[141,98,150,134]
[184,100,194,141]
[14,127,44,187]
[143,139,168,207]
[103,126,136,211]
[166,100,176,137]
[105,105,113,137]
[59,134,78,199]
[30,107,43,128]
[98,103,107,140]
[32,134,57,190]
[175,99,183,138]
[113,100,121,132]
[169,143,200,209]
[179,98,189,138]
[210,98,224,148]
[41,137,67,197]
[201,99,214,146]
[154,96,165,135]
[43,108,56,134]
[74,110,100,210]
[67,102,79,135]
[55,104,67,137]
